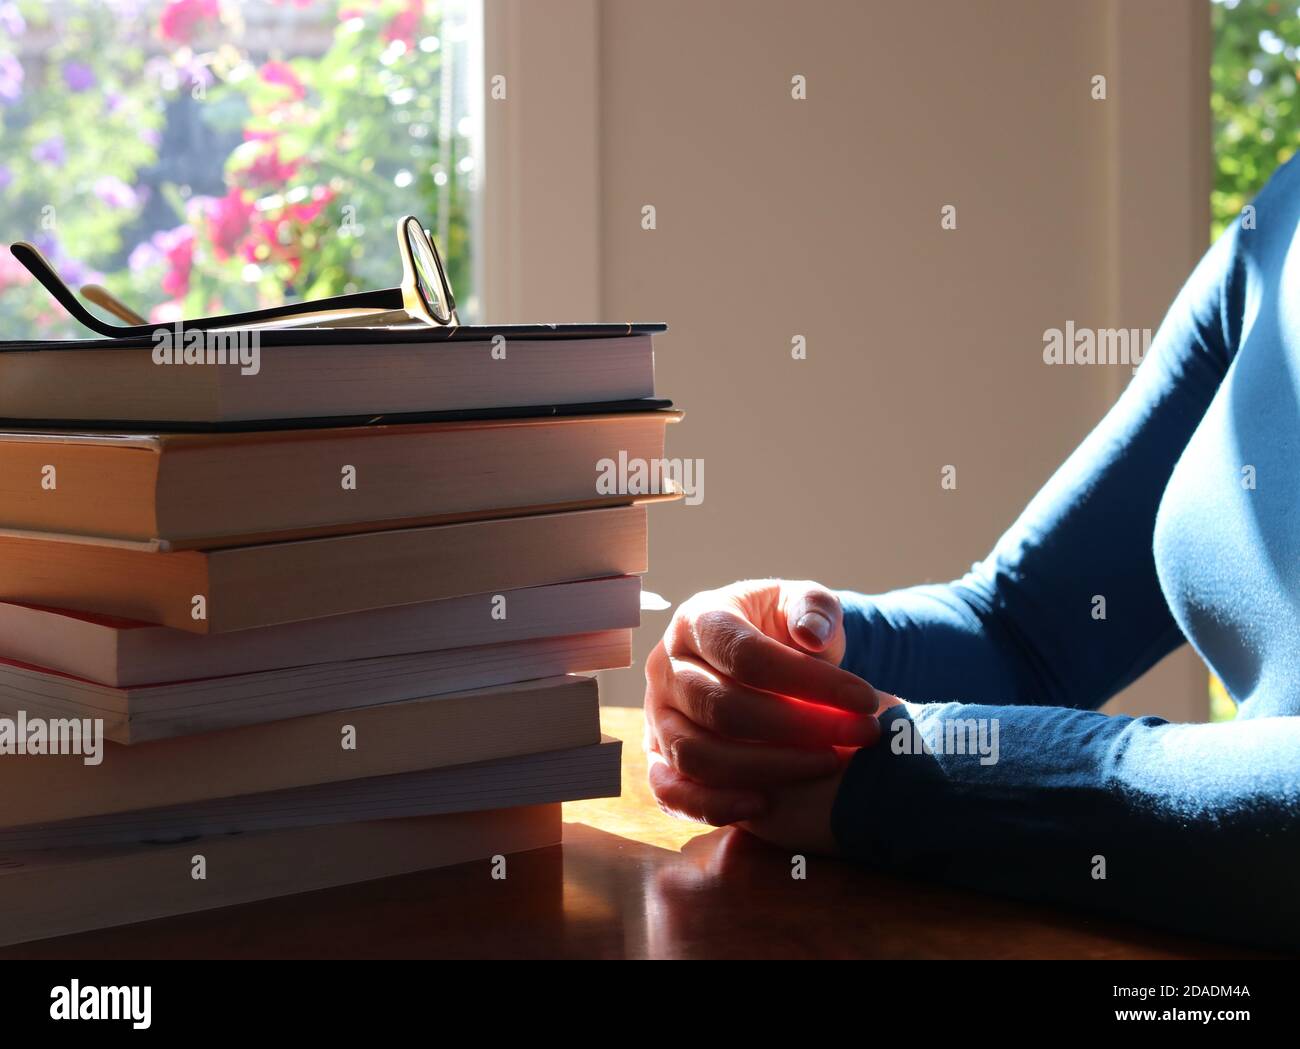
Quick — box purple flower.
[0,164,11,191]
[60,258,104,287]
[31,135,65,167]
[93,175,140,210]
[154,225,194,253]
[140,128,161,148]
[0,4,26,37]
[128,239,162,274]
[104,89,123,114]
[128,225,192,275]
[177,56,214,93]
[0,53,23,104]
[58,256,91,286]
[106,0,146,21]
[144,56,172,84]
[62,61,96,93]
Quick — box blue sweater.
[832,159,1300,951]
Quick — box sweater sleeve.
[832,703,1300,950]
[838,216,1243,712]
[830,194,1300,949]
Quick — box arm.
[839,219,1242,711]
[645,167,1296,952]
[828,195,1300,949]
[832,702,1300,950]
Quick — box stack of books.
[0,322,675,947]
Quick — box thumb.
[780,581,846,664]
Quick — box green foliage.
[1211,0,1300,239]
[0,0,165,333]
[0,0,473,338]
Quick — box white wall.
[484,0,1211,717]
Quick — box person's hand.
[644,579,889,834]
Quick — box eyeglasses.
[9,215,459,337]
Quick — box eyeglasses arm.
[10,242,407,336]
[80,284,147,325]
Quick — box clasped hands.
[643,579,901,853]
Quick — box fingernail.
[797,611,833,644]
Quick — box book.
[0,410,680,547]
[0,504,647,632]
[0,675,600,829]
[0,738,621,851]
[0,803,561,949]
[0,629,630,743]
[0,575,641,687]
[0,325,660,424]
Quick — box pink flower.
[158,226,195,298]
[383,0,423,46]
[93,175,141,210]
[204,189,254,261]
[0,249,31,292]
[242,216,303,280]
[233,140,300,187]
[159,0,220,45]
[259,60,305,101]
[287,185,335,225]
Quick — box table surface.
[0,707,1269,960]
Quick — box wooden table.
[0,708,1267,960]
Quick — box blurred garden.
[1213,0,1300,238]
[0,0,477,339]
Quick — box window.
[1211,0,1300,240]
[0,0,482,339]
